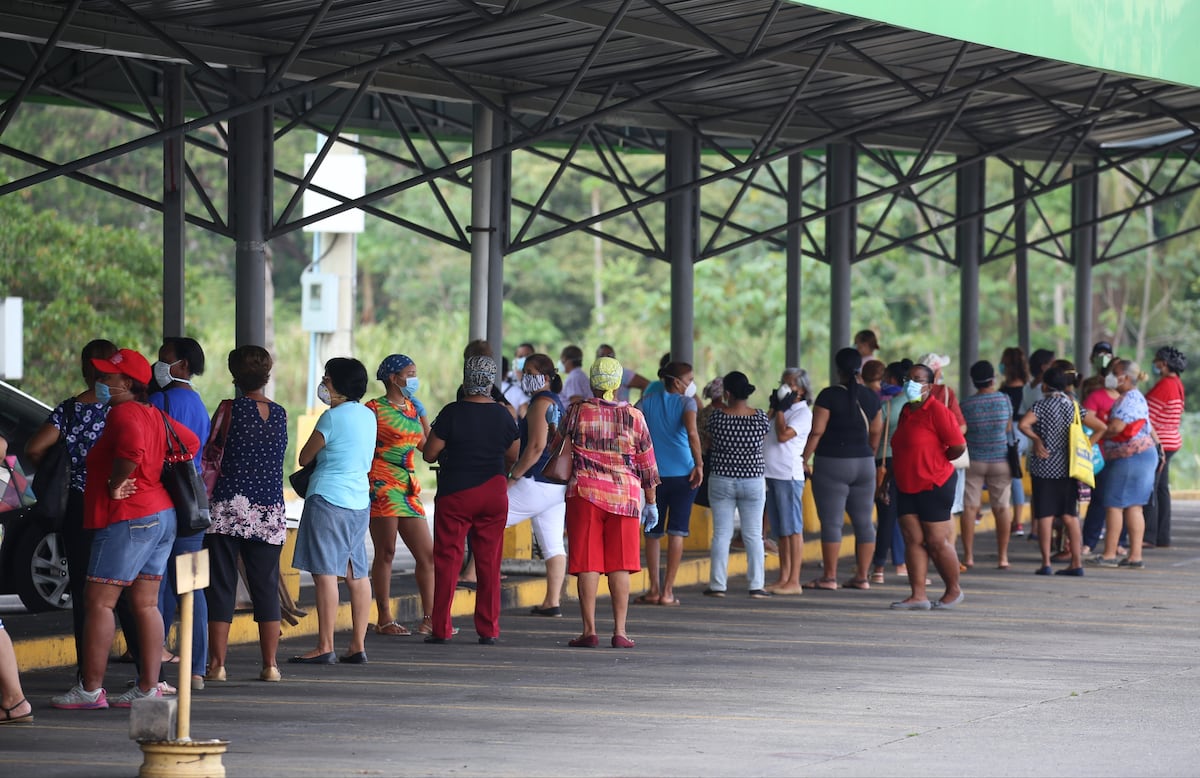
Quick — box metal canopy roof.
[1,0,1196,158]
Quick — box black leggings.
[204,533,282,623]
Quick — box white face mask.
[776,385,791,400]
[1104,374,1120,390]
[684,380,697,398]
[153,359,187,389]
[317,381,332,406]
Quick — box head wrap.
[703,377,724,400]
[589,357,623,400]
[376,353,414,380]
[463,355,497,396]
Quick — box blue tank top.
[520,390,566,483]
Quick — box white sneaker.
[111,683,162,708]
[51,683,108,710]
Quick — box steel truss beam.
[0,0,1196,275]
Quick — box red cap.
[91,348,152,385]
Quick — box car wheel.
[14,527,71,612]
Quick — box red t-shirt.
[84,402,201,529]
[890,399,965,493]
[1081,388,1117,423]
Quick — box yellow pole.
[176,589,193,742]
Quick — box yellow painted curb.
[13,509,1002,671]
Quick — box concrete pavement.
[4,505,1200,777]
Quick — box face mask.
[776,385,791,400]
[514,357,526,374]
[95,381,112,404]
[556,360,566,374]
[1093,354,1112,371]
[153,360,186,389]
[1152,364,1162,376]
[317,382,332,406]
[684,380,697,399]
[904,380,924,403]
[881,383,903,397]
[1104,374,1119,390]
[522,374,547,394]
[998,364,1006,376]
[400,376,419,398]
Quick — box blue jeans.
[708,475,767,592]
[158,528,209,677]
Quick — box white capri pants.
[505,477,567,559]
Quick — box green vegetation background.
[3,105,1200,489]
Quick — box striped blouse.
[1146,375,1185,452]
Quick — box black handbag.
[32,397,77,529]
[158,410,211,536]
[289,461,317,498]
[1006,434,1023,480]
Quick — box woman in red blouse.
[1144,347,1186,548]
[888,363,967,611]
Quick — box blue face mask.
[401,376,419,398]
[881,383,903,397]
[95,381,112,404]
[513,356,526,374]
[998,364,1006,376]
[1152,364,1162,376]
[904,380,925,403]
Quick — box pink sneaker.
[111,683,162,708]
[51,684,108,710]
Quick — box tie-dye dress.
[366,396,425,519]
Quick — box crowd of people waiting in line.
[0,330,1185,723]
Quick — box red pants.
[431,475,508,640]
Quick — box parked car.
[0,379,70,612]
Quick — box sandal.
[0,698,32,724]
[633,593,661,605]
[374,621,412,637]
[870,568,885,584]
[802,577,839,590]
[843,578,870,590]
[416,617,459,637]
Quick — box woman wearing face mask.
[1080,353,1122,556]
[888,363,966,610]
[26,339,119,681]
[801,348,883,591]
[1019,365,1105,576]
[365,354,434,637]
[636,361,703,606]
[52,349,199,710]
[203,346,288,683]
[763,367,812,594]
[1091,360,1159,569]
[290,358,376,664]
[148,337,210,691]
[1143,347,1186,548]
[503,354,568,616]
[870,360,913,584]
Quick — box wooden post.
[173,550,210,742]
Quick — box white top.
[763,402,812,480]
[501,378,529,411]
[560,367,591,404]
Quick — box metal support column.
[1072,163,1097,370]
[666,131,698,365]
[826,144,855,377]
[162,64,185,338]
[785,154,803,368]
[486,115,509,360]
[1014,167,1031,356]
[230,71,271,348]
[469,105,493,344]
[957,157,984,397]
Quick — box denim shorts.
[88,509,177,586]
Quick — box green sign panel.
[799,0,1200,88]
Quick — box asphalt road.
[4,506,1200,777]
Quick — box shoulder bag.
[289,460,317,498]
[1067,400,1096,488]
[159,409,211,536]
[540,403,579,485]
[200,399,233,499]
[31,397,77,529]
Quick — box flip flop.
[0,698,32,725]
[802,578,839,590]
[374,621,412,636]
[658,598,681,606]
[634,594,661,605]
[842,578,870,590]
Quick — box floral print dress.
[208,396,288,545]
